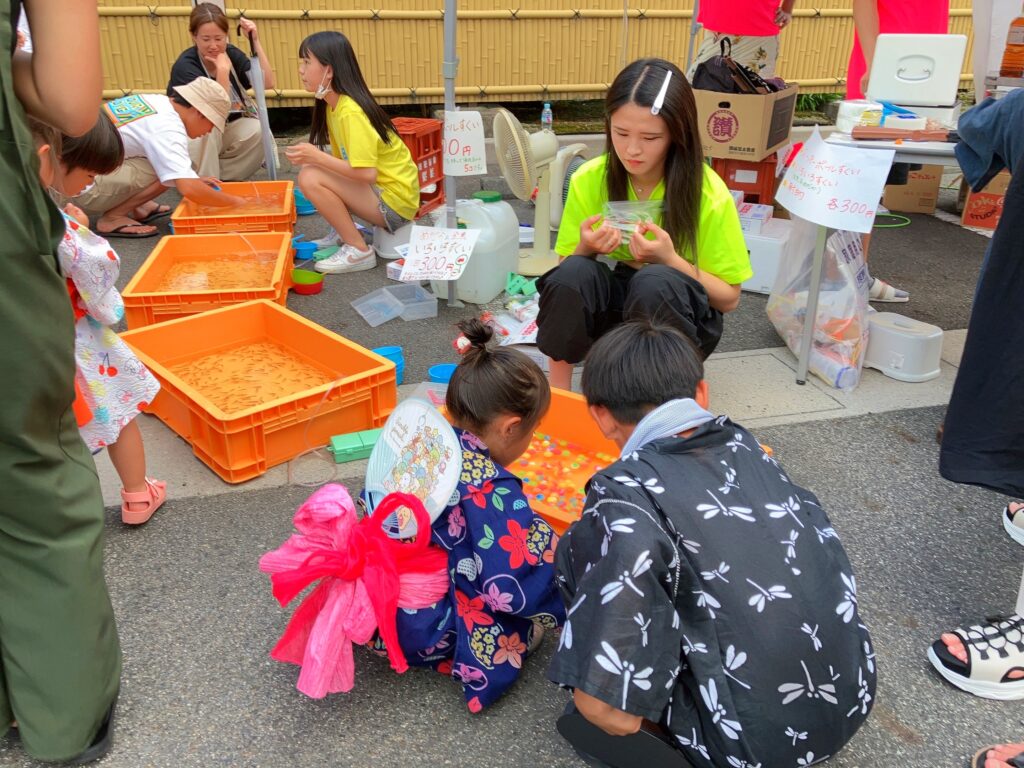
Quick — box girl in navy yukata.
[386,318,565,712]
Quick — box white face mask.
[314,71,331,100]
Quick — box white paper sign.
[443,110,486,176]
[399,225,481,282]
[776,127,895,234]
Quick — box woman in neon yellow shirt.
[536,58,752,390]
[285,32,419,275]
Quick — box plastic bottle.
[541,102,553,131]
[431,191,519,304]
[809,347,858,391]
[999,5,1024,78]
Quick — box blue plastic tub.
[372,346,405,385]
[428,363,457,384]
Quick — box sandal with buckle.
[928,614,1024,700]
[120,477,166,525]
[970,743,1024,768]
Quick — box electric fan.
[493,108,585,276]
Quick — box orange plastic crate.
[521,388,619,535]
[170,181,296,234]
[710,154,778,205]
[121,233,293,329]
[120,300,397,483]
[393,117,446,217]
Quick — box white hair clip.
[651,70,673,116]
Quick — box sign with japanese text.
[776,127,894,233]
[399,225,481,282]
[443,110,486,176]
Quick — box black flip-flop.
[138,204,172,224]
[971,744,1024,768]
[556,705,694,768]
[97,223,159,239]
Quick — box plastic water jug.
[432,192,519,304]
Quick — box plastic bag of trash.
[766,216,871,390]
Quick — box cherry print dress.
[57,215,160,452]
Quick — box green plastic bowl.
[291,268,324,295]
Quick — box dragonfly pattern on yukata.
[548,417,874,767]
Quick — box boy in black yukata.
[548,321,875,768]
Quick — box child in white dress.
[31,115,166,524]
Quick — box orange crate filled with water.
[121,233,293,329]
[170,180,296,234]
[516,389,619,534]
[120,300,397,483]
[393,117,445,217]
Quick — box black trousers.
[536,256,723,364]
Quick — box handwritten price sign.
[776,126,894,233]
[443,110,486,177]
[400,225,482,282]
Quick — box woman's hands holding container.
[629,221,682,267]
[284,142,321,167]
[577,214,622,256]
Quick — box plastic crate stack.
[392,117,445,217]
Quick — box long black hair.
[605,58,704,262]
[299,31,396,149]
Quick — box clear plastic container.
[351,288,404,327]
[386,283,438,321]
[432,193,520,304]
[602,199,663,232]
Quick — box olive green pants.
[0,14,122,758]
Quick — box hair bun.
[456,318,493,359]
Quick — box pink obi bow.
[259,484,449,698]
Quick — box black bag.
[691,38,778,95]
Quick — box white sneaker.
[314,244,377,274]
[312,226,341,248]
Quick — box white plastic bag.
[766,216,871,390]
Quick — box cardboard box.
[882,165,943,214]
[737,202,773,234]
[694,84,798,162]
[741,218,792,295]
[961,170,1012,230]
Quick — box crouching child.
[548,321,875,768]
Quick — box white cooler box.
[741,218,792,295]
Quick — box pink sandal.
[120,477,166,525]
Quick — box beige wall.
[98,1,975,104]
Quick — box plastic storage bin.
[711,154,778,205]
[863,311,943,382]
[431,194,520,304]
[170,181,296,234]
[741,218,793,295]
[120,300,397,483]
[351,284,437,326]
[392,117,445,217]
[121,232,293,328]
[526,389,619,534]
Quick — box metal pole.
[685,0,701,73]
[443,0,462,307]
[795,224,828,385]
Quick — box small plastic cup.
[428,363,458,384]
[372,346,405,385]
[291,268,324,295]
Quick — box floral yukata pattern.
[548,417,875,767]
[390,428,565,712]
[58,215,160,451]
